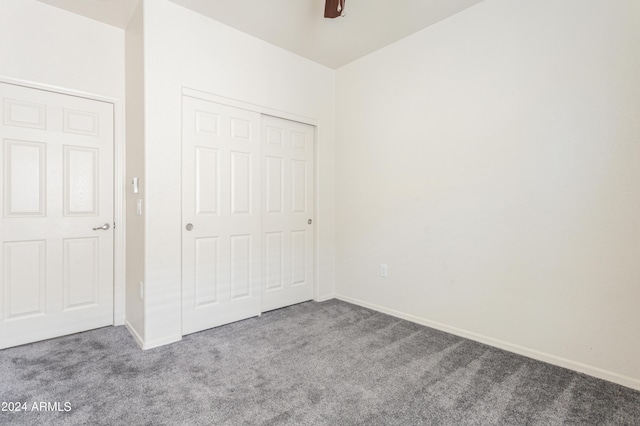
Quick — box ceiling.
[37,0,141,29]
[36,0,485,69]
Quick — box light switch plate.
[380,264,388,278]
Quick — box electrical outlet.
[139,281,144,299]
[380,264,388,278]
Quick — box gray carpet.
[1,300,639,425]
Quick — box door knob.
[308,219,312,225]
[93,223,110,231]
[186,223,194,231]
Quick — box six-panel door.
[261,115,315,312]
[0,83,114,349]
[182,96,263,335]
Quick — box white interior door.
[182,96,262,335]
[0,83,114,349]
[261,115,314,312]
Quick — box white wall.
[0,0,124,99]
[141,0,336,347]
[335,0,640,389]
[125,1,146,343]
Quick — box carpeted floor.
[1,299,639,425]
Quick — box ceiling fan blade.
[324,0,345,19]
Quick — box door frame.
[181,87,322,303]
[0,76,126,326]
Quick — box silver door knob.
[308,219,312,225]
[93,223,110,231]
[186,223,194,231]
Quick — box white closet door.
[261,115,314,312]
[182,96,262,335]
[0,83,114,349]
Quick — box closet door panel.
[182,96,261,335]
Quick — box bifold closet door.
[261,115,314,312]
[182,96,261,335]
[0,82,114,349]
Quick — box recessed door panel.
[292,132,306,151]
[291,230,307,286]
[265,232,284,291]
[195,110,219,137]
[231,118,252,143]
[265,156,283,214]
[63,238,98,310]
[195,148,219,215]
[231,152,252,215]
[265,126,283,147]
[4,140,46,217]
[230,235,251,299]
[3,99,46,130]
[63,109,99,136]
[195,237,218,307]
[3,240,46,320]
[64,146,98,216]
[291,160,307,214]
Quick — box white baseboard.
[141,334,182,350]
[124,320,145,350]
[315,293,336,303]
[336,294,640,392]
